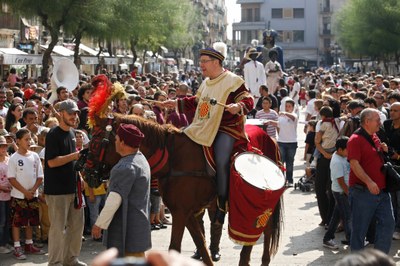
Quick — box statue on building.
[260,26,284,71]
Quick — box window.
[241,8,247,22]
[271,8,282,19]
[283,8,293,19]
[255,8,260,21]
[293,8,304,18]
[283,31,293,43]
[276,31,283,42]
[247,9,253,22]
[293,30,304,42]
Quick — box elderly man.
[92,124,151,258]
[348,108,395,253]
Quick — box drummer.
[163,42,254,225]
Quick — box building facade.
[232,0,347,69]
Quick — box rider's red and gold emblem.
[198,96,211,119]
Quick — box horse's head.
[83,115,120,188]
[82,113,174,187]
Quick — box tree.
[0,0,88,80]
[335,0,400,71]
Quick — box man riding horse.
[164,42,254,225]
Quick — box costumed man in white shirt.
[265,50,283,95]
[243,48,266,99]
[91,123,151,257]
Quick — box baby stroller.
[294,167,315,192]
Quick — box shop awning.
[81,56,98,65]
[40,45,75,57]
[0,48,27,55]
[103,57,118,65]
[79,44,98,56]
[0,48,43,65]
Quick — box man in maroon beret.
[92,123,151,257]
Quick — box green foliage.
[335,0,400,60]
[0,0,200,74]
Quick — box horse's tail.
[269,196,284,257]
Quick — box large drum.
[234,152,285,191]
[228,152,286,245]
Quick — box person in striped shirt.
[255,97,278,139]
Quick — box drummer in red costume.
[164,42,254,224]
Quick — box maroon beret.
[117,123,144,148]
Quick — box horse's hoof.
[191,250,202,260]
[211,251,221,262]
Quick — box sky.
[225,0,241,40]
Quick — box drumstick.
[139,97,163,105]
[209,98,228,108]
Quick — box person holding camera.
[91,123,151,258]
[44,99,86,266]
[347,108,395,254]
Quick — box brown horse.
[83,113,283,266]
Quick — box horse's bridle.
[83,116,116,188]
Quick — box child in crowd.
[255,96,279,139]
[304,120,317,167]
[35,127,50,245]
[0,136,11,254]
[299,87,307,108]
[323,136,351,250]
[7,128,44,260]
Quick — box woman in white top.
[271,99,298,186]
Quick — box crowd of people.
[0,49,400,265]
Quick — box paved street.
[2,110,400,265]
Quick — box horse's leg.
[168,211,187,252]
[261,221,273,266]
[186,214,214,266]
[239,245,253,266]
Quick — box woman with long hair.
[5,103,23,134]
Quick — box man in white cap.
[243,48,266,98]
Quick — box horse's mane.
[114,113,182,150]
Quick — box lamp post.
[330,42,341,72]
[12,33,19,48]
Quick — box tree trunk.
[41,29,59,82]
[130,38,138,66]
[143,49,147,74]
[73,30,83,70]
[173,49,180,69]
[107,40,113,57]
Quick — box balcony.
[0,13,19,29]
[232,20,265,31]
[237,0,264,3]
[320,6,332,14]
[320,29,332,36]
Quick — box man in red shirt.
[347,108,394,253]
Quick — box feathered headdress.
[88,74,126,128]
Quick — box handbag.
[382,161,400,192]
[354,127,400,192]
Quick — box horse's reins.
[98,117,115,163]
